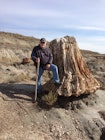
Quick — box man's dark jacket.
[31,45,53,67]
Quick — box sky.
[0,0,105,54]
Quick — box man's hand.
[35,57,40,63]
[46,64,50,70]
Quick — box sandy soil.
[0,81,105,140]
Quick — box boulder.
[43,36,100,97]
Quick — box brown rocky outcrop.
[43,36,100,96]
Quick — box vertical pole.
[35,61,40,102]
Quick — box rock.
[21,57,31,64]
[43,36,100,97]
[0,32,105,140]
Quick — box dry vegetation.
[0,32,105,140]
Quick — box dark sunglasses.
[41,42,45,44]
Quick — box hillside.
[0,32,40,48]
[0,32,105,140]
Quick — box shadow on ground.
[0,82,98,111]
[100,127,105,140]
[37,90,97,111]
[0,83,35,102]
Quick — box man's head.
[40,38,47,48]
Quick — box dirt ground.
[0,81,105,140]
[0,32,105,140]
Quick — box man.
[31,38,61,95]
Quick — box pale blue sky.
[0,0,105,54]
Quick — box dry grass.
[2,73,30,83]
[42,91,58,106]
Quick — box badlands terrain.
[0,32,105,140]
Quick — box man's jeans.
[37,64,60,93]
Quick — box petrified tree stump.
[43,36,100,97]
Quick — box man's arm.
[31,47,40,67]
[31,48,37,62]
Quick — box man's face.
[40,41,46,48]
